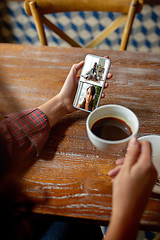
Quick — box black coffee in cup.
[91,117,132,141]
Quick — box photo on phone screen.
[73,54,110,112]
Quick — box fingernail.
[108,169,113,176]
[129,136,137,146]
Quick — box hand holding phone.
[73,54,111,112]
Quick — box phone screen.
[73,54,111,112]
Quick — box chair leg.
[86,15,127,48]
[42,16,81,48]
[29,1,47,46]
[120,0,138,50]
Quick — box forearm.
[38,94,67,128]
[104,195,144,240]
[0,108,50,159]
[104,214,140,240]
[105,138,157,240]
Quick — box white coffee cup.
[86,104,139,153]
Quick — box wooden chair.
[24,0,143,50]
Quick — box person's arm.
[105,137,157,240]
[1,61,112,159]
[0,62,85,160]
[0,108,50,158]
[38,61,84,128]
[38,61,112,128]
[0,61,84,161]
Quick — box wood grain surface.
[0,44,160,230]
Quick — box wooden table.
[0,44,160,230]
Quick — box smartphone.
[73,54,111,113]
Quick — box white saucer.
[138,135,160,194]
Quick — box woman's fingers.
[101,82,109,98]
[104,82,109,88]
[107,73,112,79]
[108,165,122,177]
[124,137,141,169]
[101,93,105,98]
[115,158,125,166]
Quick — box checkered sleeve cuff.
[5,108,51,155]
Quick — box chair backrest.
[24,0,143,50]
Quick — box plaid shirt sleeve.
[0,108,50,158]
